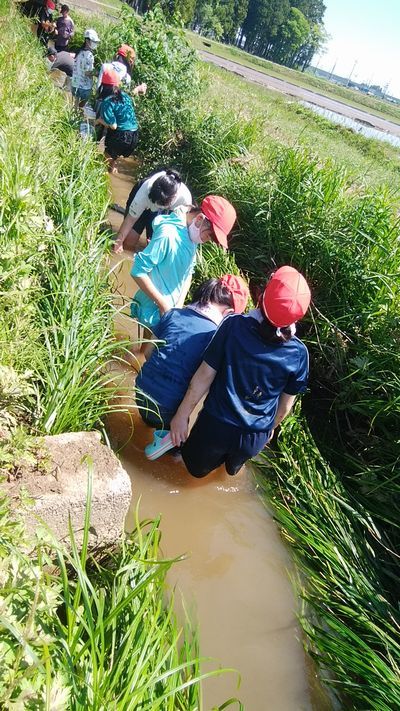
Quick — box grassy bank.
[0,0,124,440]
[199,63,400,190]
[188,30,400,126]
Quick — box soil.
[3,432,116,500]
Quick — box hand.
[136,83,147,95]
[113,238,124,254]
[170,412,189,447]
[267,428,274,444]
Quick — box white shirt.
[72,49,94,90]
[128,171,192,219]
[97,60,131,89]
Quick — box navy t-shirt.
[136,308,218,414]
[203,315,309,432]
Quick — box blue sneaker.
[145,430,174,461]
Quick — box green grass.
[0,474,241,709]
[253,417,400,711]
[188,30,400,126]
[199,63,400,190]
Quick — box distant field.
[188,31,400,127]
[200,63,400,191]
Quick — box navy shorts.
[136,390,174,430]
[181,410,270,478]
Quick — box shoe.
[145,430,174,460]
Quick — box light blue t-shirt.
[130,212,197,329]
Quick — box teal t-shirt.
[100,91,138,131]
[130,212,197,329]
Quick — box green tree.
[294,21,328,70]
[269,6,310,65]
[291,0,325,23]
[195,0,224,38]
[242,0,290,53]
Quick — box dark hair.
[148,169,182,207]
[115,54,132,77]
[61,4,69,11]
[110,86,124,103]
[192,278,234,310]
[257,310,293,344]
[97,83,114,100]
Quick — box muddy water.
[107,160,313,710]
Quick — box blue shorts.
[181,410,271,478]
[72,86,91,102]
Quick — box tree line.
[130,0,327,71]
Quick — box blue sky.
[316,0,400,98]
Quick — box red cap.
[262,266,311,327]
[101,67,121,86]
[220,274,249,314]
[117,44,136,62]
[200,195,236,249]
[46,0,56,8]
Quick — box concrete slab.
[6,431,131,548]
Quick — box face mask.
[188,218,203,244]
[88,40,98,50]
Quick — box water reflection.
[302,101,400,148]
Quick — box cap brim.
[212,224,228,250]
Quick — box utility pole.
[328,59,337,80]
[346,59,358,87]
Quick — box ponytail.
[257,308,295,344]
[111,86,124,103]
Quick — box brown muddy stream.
[106,159,315,710]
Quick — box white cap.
[84,28,100,42]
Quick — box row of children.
[41,14,147,173]
[33,7,311,478]
[118,170,311,478]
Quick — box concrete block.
[6,431,131,548]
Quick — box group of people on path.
[33,4,312,479]
[117,170,311,479]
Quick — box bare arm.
[133,274,170,317]
[117,213,136,243]
[141,341,155,361]
[132,83,147,96]
[268,392,296,442]
[95,116,117,129]
[170,361,217,446]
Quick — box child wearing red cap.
[96,70,141,172]
[136,275,249,429]
[130,195,237,330]
[169,266,311,477]
[37,0,57,45]
[97,45,145,92]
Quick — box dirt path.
[68,0,119,18]
[201,50,400,139]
